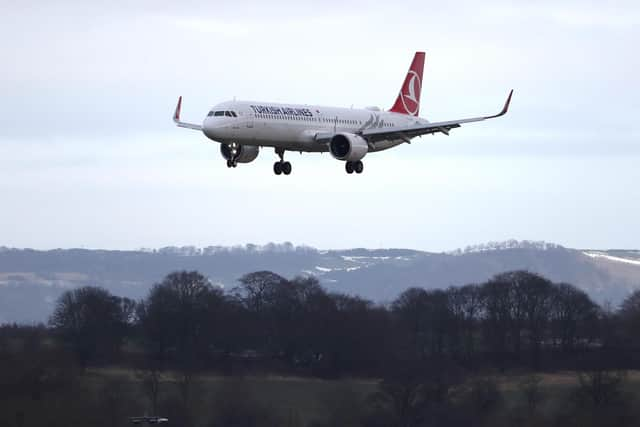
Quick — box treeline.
[37,270,640,375]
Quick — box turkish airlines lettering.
[173,52,513,175]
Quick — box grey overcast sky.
[1,0,638,251]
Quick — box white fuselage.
[201,100,430,153]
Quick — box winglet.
[172,96,203,131]
[486,90,513,119]
[173,96,182,123]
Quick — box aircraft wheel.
[354,161,364,174]
[282,161,292,175]
[226,159,234,168]
[345,162,354,174]
[273,162,282,175]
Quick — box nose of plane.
[203,117,223,140]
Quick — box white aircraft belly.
[236,122,329,152]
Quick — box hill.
[1,241,639,323]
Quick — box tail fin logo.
[390,52,425,116]
[401,71,421,115]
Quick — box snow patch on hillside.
[342,256,391,262]
[583,252,640,266]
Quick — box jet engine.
[329,133,368,161]
[220,144,259,163]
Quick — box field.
[83,368,378,425]
[77,368,640,425]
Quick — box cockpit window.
[211,110,237,118]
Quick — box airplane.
[173,51,512,175]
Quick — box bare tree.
[447,284,484,361]
[550,283,599,352]
[49,286,133,366]
[618,290,640,348]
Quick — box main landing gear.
[273,148,292,175]
[345,161,364,174]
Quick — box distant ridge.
[1,241,639,324]
[448,239,564,255]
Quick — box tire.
[354,161,364,174]
[345,162,354,174]
[282,162,292,175]
[227,159,233,168]
[274,162,282,175]
[346,162,354,174]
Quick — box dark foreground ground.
[4,366,640,427]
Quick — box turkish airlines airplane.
[173,52,512,175]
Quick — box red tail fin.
[389,52,425,116]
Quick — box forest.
[2,269,640,427]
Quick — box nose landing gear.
[273,148,292,175]
[224,142,240,168]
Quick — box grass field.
[83,368,378,425]
[79,368,640,425]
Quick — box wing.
[173,96,203,131]
[361,90,513,142]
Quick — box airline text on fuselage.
[250,105,314,117]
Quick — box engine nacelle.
[220,144,259,163]
[329,133,368,161]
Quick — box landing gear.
[281,161,292,175]
[224,143,239,168]
[273,161,291,175]
[345,161,363,174]
[354,161,363,174]
[273,148,292,175]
